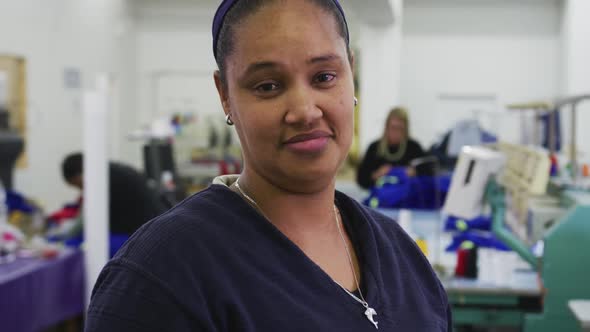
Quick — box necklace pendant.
[365,307,379,329]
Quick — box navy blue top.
[85,185,451,331]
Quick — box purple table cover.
[0,249,85,332]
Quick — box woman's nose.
[283,86,322,126]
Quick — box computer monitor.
[143,140,176,184]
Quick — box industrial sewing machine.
[444,142,590,331]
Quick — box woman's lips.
[284,131,332,153]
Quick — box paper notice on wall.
[0,71,7,107]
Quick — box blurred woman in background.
[357,107,426,189]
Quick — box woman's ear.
[214,70,230,116]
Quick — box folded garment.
[444,215,492,232]
[445,231,510,252]
[364,169,451,210]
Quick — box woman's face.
[386,116,406,145]
[215,0,354,193]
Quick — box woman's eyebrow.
[240,54,343,79]
[307,53,342,65]
[241,61,279,79]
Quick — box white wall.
[132,1,231,171]
[560,0,590,161]
[0,0,135,212]
[401,0,562,148]
[357,0,403,151]
[135,2,221,126]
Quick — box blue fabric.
[445,231,511,252]
[443,214,511,252]
[363,169,451,210]
[444,215,492,232]
[50,234,129,258]
[6,190,35,214]
[480,130,497,144]
[85,185,452,331]
[212,0,350,59]
[444,215,511,252]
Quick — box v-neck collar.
[335,191,384,311]
[209,182,384,314]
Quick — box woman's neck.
[235,168,360,292]
[237,168,338,237]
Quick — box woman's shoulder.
[367,140,380,150]
[360,140,380,158]
[407,138,424,150]
[87,186,243,331]
[337,193,414,247]
[113,185,246,264]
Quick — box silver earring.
[225,113,234,126]
[354,97,358,107]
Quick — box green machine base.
[450,293,536,327]
[487,182,590,332]
[523,204,590,332]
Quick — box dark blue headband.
[212,0,350,60]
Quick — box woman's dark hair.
[215,0,351,84]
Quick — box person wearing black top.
[62,153,167,235]
[357,107,427,189]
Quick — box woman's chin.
[274,164,340,193]
[252,148,347,192]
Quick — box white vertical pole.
[83,75,110,307]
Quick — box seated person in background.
[357,107,427,189]
[62,153,168,236]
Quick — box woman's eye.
[255,82,280,93]
[315,73,336,83]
